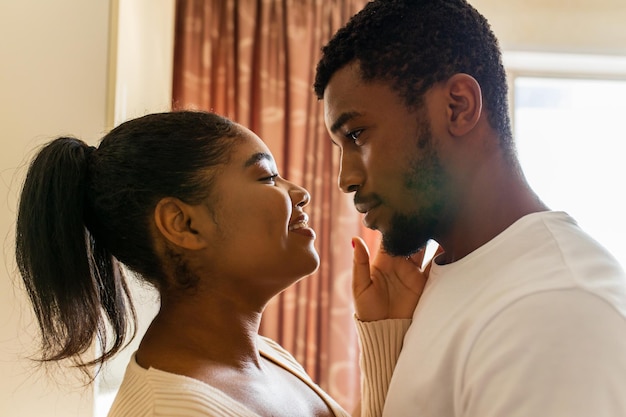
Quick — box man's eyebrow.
[244,152,274,168]
[329,111,361,134]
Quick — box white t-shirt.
[362,211,626,417]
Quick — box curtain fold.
[172,0,368,410]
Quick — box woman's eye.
[260,174,278,184]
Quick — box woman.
[15,111,351,416]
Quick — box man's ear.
[153,197,207,250]
[445,73,483,137]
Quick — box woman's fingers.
[352,237,372,296]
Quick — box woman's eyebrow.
[243,152,274,168]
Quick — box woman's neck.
[136,293,266,371]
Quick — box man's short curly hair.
[314,0,512,147]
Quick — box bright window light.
[514,76,626,268]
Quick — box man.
[314,1,626,416]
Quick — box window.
[509,52,626,268]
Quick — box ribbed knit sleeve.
[355,317,411,417]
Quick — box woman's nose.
[289,184,310,207]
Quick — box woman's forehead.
[229,126,276,167]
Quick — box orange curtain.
[172,0,368,411]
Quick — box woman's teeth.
[289,221,308,231]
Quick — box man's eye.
[347,129,363,142]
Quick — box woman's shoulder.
[257,336,306,373]
[107,353,258,417]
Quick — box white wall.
[471,0,626,55]
[0,0,175,415]
[112,0,176,126]
[0,1,111,416]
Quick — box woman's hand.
[351,237,437,322]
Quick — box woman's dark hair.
[15,111,241,374]
[314,0,513,149]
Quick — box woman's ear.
[445,73,483,137]
[153,197,207,250]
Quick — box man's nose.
[338,151,364,193]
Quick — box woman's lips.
[288,215,316,239]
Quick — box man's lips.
[354,196,383,229]
[354,196,381,214]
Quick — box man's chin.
[381,237,415,257]
[381,230,430,258]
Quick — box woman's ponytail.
[15,137,135,374]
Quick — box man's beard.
[381,211,438,257]
[380,119,447,257]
